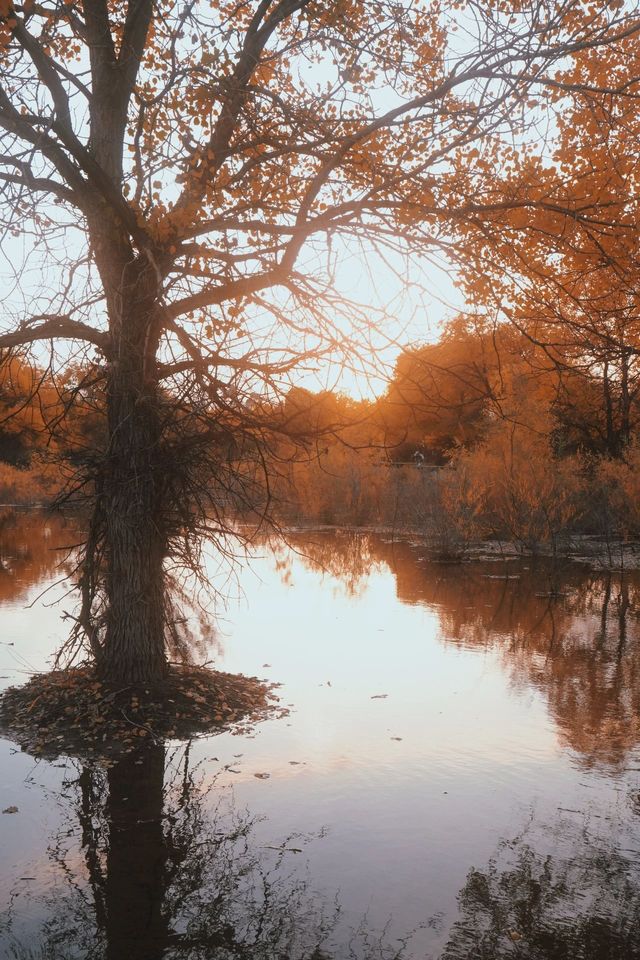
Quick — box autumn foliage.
[1,0,640,679]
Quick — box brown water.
[1,515,640,958]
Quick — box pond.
[1,512,640,959]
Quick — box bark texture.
[99,257,168,683]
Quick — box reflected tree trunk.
[617,579,630,662]
[105,744,169,960]
[597,574,612,652]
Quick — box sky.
[295,244,466,399]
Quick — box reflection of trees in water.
[382,541,640,770]
[285,532,640,769]
[3,528,640,959]
[398,558,640,770]
[273,531,386,599]
[0,510,77,606]
[441,823,640,960]
[5,747,640,960]
[1,744,412,960]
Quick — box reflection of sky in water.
[2,522,640,957]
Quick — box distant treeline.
[267,314,640,550]
[3,312,640,548]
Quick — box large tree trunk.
[98,268,167,684]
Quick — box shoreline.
[274,521,640,569]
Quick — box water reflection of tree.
[441,826,640,959]
[1,743,411,960]
[275,531,386,599]
[376,540,640,770]
[287,532,640,770]
[0,510,77,606]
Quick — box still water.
[1,513,640,958]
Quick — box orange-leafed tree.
[0,353,56,465]
[457,19,640,459]
[0,0,638,683]
[377,318,497,462]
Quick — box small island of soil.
[0,665,285,760]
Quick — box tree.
[458,18,640,459]
[0,0,638,684]
[377,318,496,462]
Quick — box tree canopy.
[1,0,639,682]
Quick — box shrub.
[441,423,586,549]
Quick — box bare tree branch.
[0,316,108,352]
